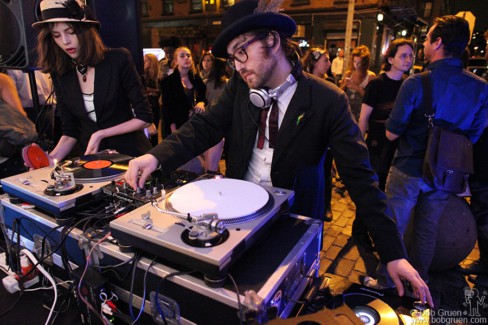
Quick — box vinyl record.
[165,178,274,225]
[81,152,132,164]
[22,143,50,169]
[342,292,400,325]
[56,153,132,183]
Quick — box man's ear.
[433,36,443,51]
[266,31,280,49]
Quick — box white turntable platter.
[166,178,270,221]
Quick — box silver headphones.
[249,73,297,108]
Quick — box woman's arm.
[358,103,374,138]
[85,118,151,155]
[339,71,351,90]
[49,135,78,163]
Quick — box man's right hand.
[125,154,159,189]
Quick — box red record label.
[83,160,112,169]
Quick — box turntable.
[109,178,294,287]
[1,152,131,223]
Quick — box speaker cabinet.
[0,0,40,69]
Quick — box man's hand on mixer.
[125,154,160,189]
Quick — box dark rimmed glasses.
[226,33,269,70]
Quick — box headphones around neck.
[249,57,301,108]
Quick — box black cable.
[19,213,114,281]
[0,287,24,317]
[18,219,75,280]
[8,219,16,271]
[132,256,158,323]
[35,89,56,147]
[15,216,61,262]
[60,221,77,280]
[0,264,10,274]
[57,214,110,280]
[128,252,142,321]
[227,273,244,325]
[100,267,133,282]
[39,224,64,266]
[99,255,136,281]
[11,218,21,275]
[43,283,72,325]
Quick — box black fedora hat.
[212,0,296,58]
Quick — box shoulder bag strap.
[419,71,434,127]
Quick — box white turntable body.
[109,178,295,285]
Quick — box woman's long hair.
[36,22,106,75]
[347,45,371,74]
[200,52,227,89]
[144,53,159,82]
[198,52,212,80]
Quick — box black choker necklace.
[73,60,88,82]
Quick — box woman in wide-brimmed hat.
[33,0,153,162]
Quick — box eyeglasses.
[227,33,268,70]
[398,53,415,60]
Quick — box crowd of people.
[1,0,488,313]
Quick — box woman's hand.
[85,130,105,155]
[345,77,361,91]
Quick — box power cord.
[21,249,58,325]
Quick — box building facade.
[139,0,445,72]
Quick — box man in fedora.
[125,0,433,306]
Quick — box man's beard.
[241,52,275,90]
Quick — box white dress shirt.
[331,56,344,76]
[244,81,297,186]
